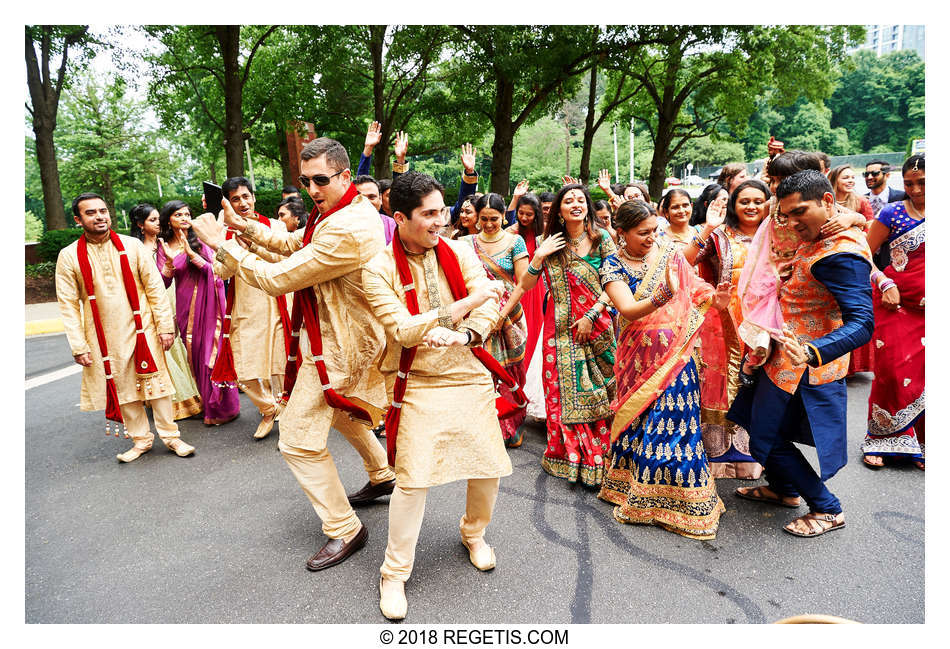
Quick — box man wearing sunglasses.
[191,137,395,573]
[863,161,907,218]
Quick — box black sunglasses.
[298,169,344,188]
[862,170,884,178]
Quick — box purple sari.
[157,242,240,424]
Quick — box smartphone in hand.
[203,181,224,214]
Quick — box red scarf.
[277,183,374,424]
[76,231,160,433]
[211,213,293,385]
[385,228,527,466]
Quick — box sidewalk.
[26,302,63,337]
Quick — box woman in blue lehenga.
[598,200,731,539]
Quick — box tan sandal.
[735,485,801,508]
[783,512,845,538]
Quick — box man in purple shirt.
[355,174,397,244]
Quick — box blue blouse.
[878,202,923,241]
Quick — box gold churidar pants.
[121,396,179,441]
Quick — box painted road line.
[25,364,82,390]
[26,318,65,337]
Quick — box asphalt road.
[25,333,924,624]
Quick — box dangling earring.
[619,234,626,247]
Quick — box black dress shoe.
[306,525,368,571]
[347,479,396,506]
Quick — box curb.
[26,319,64,337]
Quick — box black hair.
[72,192,105,217]
[514,194,543,240]
[158,200,208,261]
[691,183,725,225]
[866,160,891,172]
[389,171,444,219]
[593,199,611,213]
[767,150,821,180]
[658,188,691,217]
[378,178,392,193]
[775,170,833,203]
[815,151,831,170]
[538,191,555,203]
[282,185,300,195]
[276,196,309,230]
[129,203,157,241]
[725,179,771,229]
[610,183,625,197]
[222,177,254,200]
[541,183,603,260]
[614,199,656,232]
[902,154,925,175]
[473,192,506,216]
[354,174,380,191]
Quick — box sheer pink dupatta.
[610,246,714,440]
[736,216,785,359]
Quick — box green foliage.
[827,49,925,152]
[25,261,57,278]
[25,211,44,242]
[37,229,83,262]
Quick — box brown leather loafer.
[306,525,368,571]
[347,479,396,506]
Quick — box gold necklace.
[566,230,588,247]
[619,246,650,276]
[477,229,506,244]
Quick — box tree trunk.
[489,78,515,195]
[209,160,217,185]
[25,27,76,231]
[101,173,116,221]
[648,122,675,200]
[564,118,571,175]
[275,119,292,186]
[579,62,599,185]
[369,26,389,180]
[216,26,245,178]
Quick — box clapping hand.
[394,131,409,163]
[460,143,477,175]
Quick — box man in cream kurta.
[55,192,195,463]
[361,171,512,620]
[191,138,395,572]
[211,177,288,440]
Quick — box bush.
[121,189,302,221]
[26,261,56,277]
[37,227,131,262]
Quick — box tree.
[25,25,99,230]
[827,49,925,152]
[609,25,864,198]
[56,76,176,216]
[145,25,282,178]
[449,25,661,194]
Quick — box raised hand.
[665,255,680,295]
[562,175,580,187]
[394,131,409,163]
[535,233,566,259]
[364,121,382,153]
[512,179,529,198]
[705,193,728,228]
[460,143,477,174]
[597,169,612,194]
[190,211,226,251]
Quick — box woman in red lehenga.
[862,155,925,469]
[499,184,617,487]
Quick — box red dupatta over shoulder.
[76,231,162,434]
[276,184,374,425]
[609,244,714,440]
[385,230,527,466]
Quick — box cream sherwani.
[213,218,289,415]
[362,236,512,582]
[213,192,394,539]
[56,235,176,409]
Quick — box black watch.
[464,330,473,345]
